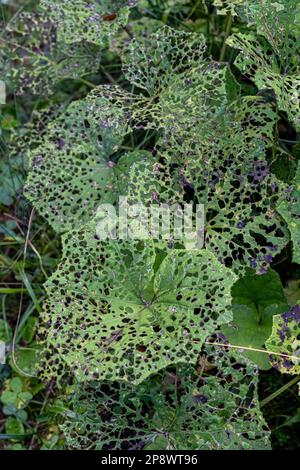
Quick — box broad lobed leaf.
[39,223,237,383]
[62,342,270,450]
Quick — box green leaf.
[5,417,25,436]
[227,29,300,130]
[10,377,23,393]
[231,268,288,308]
[39,221,237,383]
[41,0,134,47]
[16,409,28,422]
[222,269,288,368]
[144,435,169,450]
[223,305,285,369]
[25,94,151,233]
[284,280,300,306]
[1,390,18,407]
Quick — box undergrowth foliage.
[2,0,299,450]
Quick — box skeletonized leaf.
[1,12,101,96]
[62,342,270,450]
[25,94,151,233]
[227,32,299,130]
[41,0,137,46]
[222,268,288,368]
[39,223,237,383]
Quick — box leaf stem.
[203,340,300,362]
[260,375,300,408]
[219,13,232,62]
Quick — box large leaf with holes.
[92,26,232,132]
[277,162,300,264]
[216,0,300,49]
[227,31,300,130]
[39,220,237,383]
[266,305,300,374]
[164,99,289,274]
[223,1,300,129]
[62,343,270,450]
[215,0,300,61]
[244,0,300,57]
[25,94,150,233]
[1,12,101,96]
[222,269,289,368]
[122,25,207,94]
[41,0,137,46]
[127,98,290,273]
[201,158,288,274]
[159,96,278,166]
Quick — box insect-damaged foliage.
[25,28,290,272]
[226,0,300,130]
[41,0,137,46]
[40,226,237,383]
[277,162,300,264]
[1,1,137,95]
[266,305,300,375]
[62,343,270,450]
[25,94,151,233]
[96,25,230,132]
[19,0,300,451]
